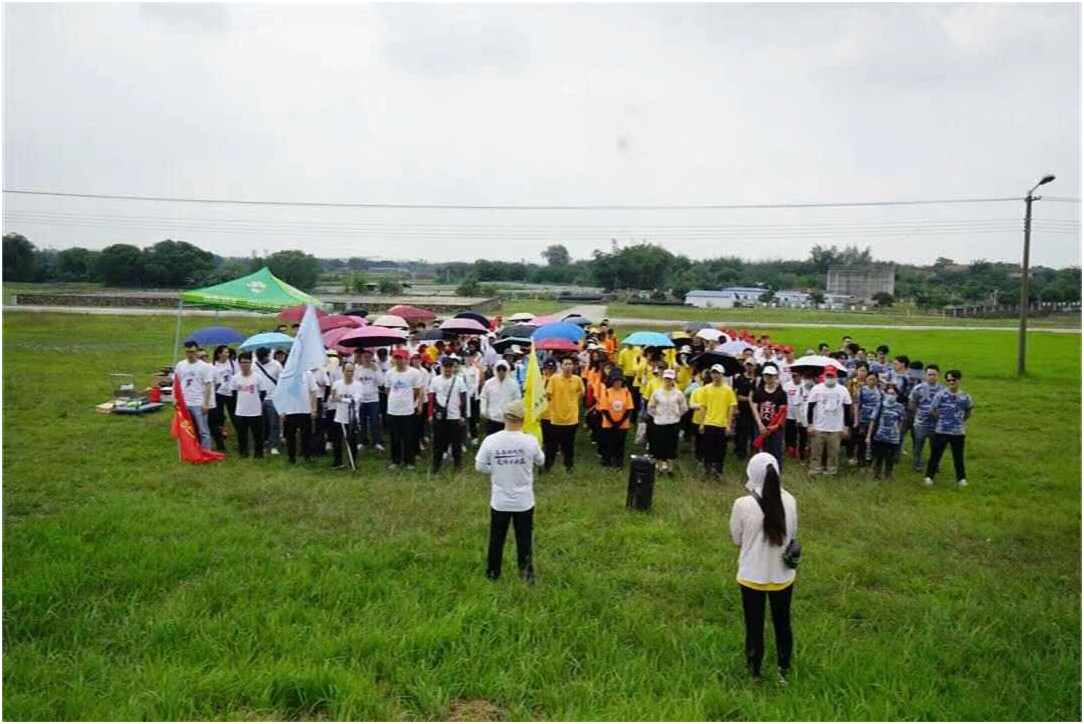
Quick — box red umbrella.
[387,304,436,322]
[322,327,357,355]
[338,325,408,348]
[277,304,329,323]
[534,337,580,352]
[532,315,560,325]
[439,317,489,335]
[318,314,365,333]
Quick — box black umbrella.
[455,311,490,327]
[416,328,451,342]
[492,336,533,353]
[499,324,538,339]
[689,350,742,376]
[343,308,368,318]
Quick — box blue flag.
[273,303,326,416]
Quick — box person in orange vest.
[597,372,633,468]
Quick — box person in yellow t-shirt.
[543,357,585,472]
[686,367,711,462]
[689,363,738,478]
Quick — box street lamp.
[1017,173,1056,376]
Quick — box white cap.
[509,345,523,354]
[711,363,726,374]
[762,364,779,376]
[495,360,509,370]
[680,345,692,354]
[662,369,676,379]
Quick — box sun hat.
[503,399,526,419]
[762,364,779,376]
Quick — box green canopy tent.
[173,267,321,359]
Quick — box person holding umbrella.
[805,367,852,477]
[209,344,237,452]
[384,350,426,470]
[254,347,283,456]
[647,369,688,475]
[689,364,739,479]
[329,362,364,470]
[354,349,385,453]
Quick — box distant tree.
[590,242,675,291]
[96,244,145,286]
[872,291,895,308]
[758,289,776,305]
[142,240,217,287]
[266,250,321,292]
[350,271,369,293]
[54,247,101,282]
[542,244,571,267]
[456,276,481,296]
[198,260,250,286]
[2,233,37,282]
[377,277,402,295]
[810,290,825,309]
[933,257,955,270]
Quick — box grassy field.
[3,311,1080,720]
[496,299,570,317]
[606,303,1082,329]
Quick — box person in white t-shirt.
[805,367,853,475]
[281,368,320,465]
[354,349,386,451]
[174,341,215,450]
[781,370,802,459]
[329,362,365,470]
[480,361,522,437]
[461,350,484,446]
[253,347,283,455]
[385,350,426,469]
[475,399,545,582]
[428,356,469,473]
[210,345,237,451]
[229,351,272,458]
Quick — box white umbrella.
[371,314,408,329]
[507,312,535,323]
[789,355,848,374]
[695,328,722,342]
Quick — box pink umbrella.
[338,325,408,348]
[387,304,436,322]
[277,304,329,323]
[318,314,365,333]
[534,337,580,352]
[531,315,559,325]
[439,317,489,335]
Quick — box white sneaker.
[957,478,968,488]
[923,477,933,487]
[325,441,333,452]
[374,444,385,451]
[387,463,399,470]
[270,448,280,456]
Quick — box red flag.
[170,374,226,464]
[753,406,788,451]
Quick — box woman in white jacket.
[729,452,798,683]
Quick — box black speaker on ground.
[626,454,656,512]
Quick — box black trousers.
[784,419,798,450]
[330,419,359,468]
[871,439,897,477]
[432,418,464,472]
[797,425,809,460]
[485,419,504,437]
[926,433,966,481]
[600,427,628,467]
[387,414,415,466]
[283,414,313,463]
[626,379,641,424]
[413,412,427,453]
[734,413,755,459]
[854,424,871,467]
[487,507,534,579]
[544,423,577,471]
[208,393,235,451]
[467,402,480,440]
[740,584,793,676]
[702,425,729,475]
[654,422,680,460]
[234,415,263,458]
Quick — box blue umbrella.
[239,332,295,352]
[622,331,674,348]
[188,326,245,347]
[531,321,586,343]
[563,315,592,327]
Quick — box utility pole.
[1017,174,1056,377]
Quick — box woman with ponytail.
[729,452,798,683]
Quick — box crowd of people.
[173,321,974,488]
[171,313,976,683]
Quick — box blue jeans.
[187,405,212,450]
[911,425,933,471]
[262,399,281,451]
[358,400,383,445]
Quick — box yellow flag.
[523,343,547,444]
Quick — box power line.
[1,187,1030,210]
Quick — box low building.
[774,290,810,308]
[821,293,853,310]
[684,287,768,308]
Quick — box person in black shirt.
[733,360,759,459]
[749,364,789,469]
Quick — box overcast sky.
[3,3,1081,267]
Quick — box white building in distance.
[685,287,767,308]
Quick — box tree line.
[3,233,1080,308]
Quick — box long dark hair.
[760,465,787,547]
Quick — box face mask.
[884,394,897,405]
[825,378,837,388]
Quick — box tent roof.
[180,267,320,312]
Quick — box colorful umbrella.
[322,327,357,354]
[239,332,294,352]
[371,314,409,329]
[387,304,436,322]
[278,304,328,323]
[531,321,586,343]
[531,315,560,325]
[622,331,675,348]
[534,337,580,352]
[338,326,408,348]
[439,317,489,335]
[188,326,245,347]
[318,314,365,333]
[670,330,693,347]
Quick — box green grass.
[497,299,571,317]
[3,312,1080,720]
[606,303,1082,329]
